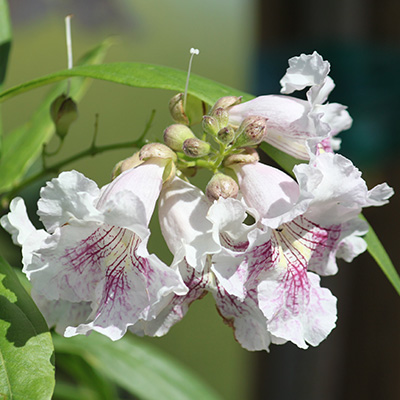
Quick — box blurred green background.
[2,1,256,399]
[2,1,400,399]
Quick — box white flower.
[129,177,257,339]
[208,152,394,350]
[1,161,187,341]
[229,51,352,159]
[130,176,220,336]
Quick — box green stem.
[2,138,147,206]
[1,110,156,207]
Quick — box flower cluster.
[2,52,394,350]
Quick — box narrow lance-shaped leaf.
[53,332,223,400]
[0,0,11,89]
[361,216,400,296]
[0,39,113,193]
[0,0,12,158]
[0,62,253,106]
[0,256,55,400]
[0,62,398,295]
[54,353,117,400]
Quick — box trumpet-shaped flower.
[1,161,187,340]
[229,52,352,159]
[129,154,393,350]
[130,176,220,336]
[213,152,394,349]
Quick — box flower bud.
[210,96,242,114]
[163,124,195,151]
[50,94,78,138]
[217,126,235,144]
[112,152,143,179]
[169,93,206,126]
[224,147,260,167]
[182,138,211,158]
[234,116,268,148]
[139,143,177,162]
[210,107,229,129]
[206,173,239,202]
[202,115,219,137]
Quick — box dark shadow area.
[253,0,400,398]
[0,259,49,347]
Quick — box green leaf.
[55,353,117,400]
[0,62,253,106]
[0,256,55,399]
[0,0,11,89]
[0,58,398,298]
[0,39,113,193]
[260,141,306,177]
[0,0,12,157]
[362,216,400,296]
[53,332,223,400]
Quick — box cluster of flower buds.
[2,52,394,351]
[161,91,268,202]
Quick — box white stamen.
[65,15,73,69]
[183,48,200,112]
[65,15,73,95]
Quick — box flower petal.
[98,160,166,225]
[317,102,353,137]
[1,197,49,269]
[259,272,337,349]
[1,197,40,245]
[233,162,312,229]
[31,289,92,336]
[213,286,273,351]
[52,225,187,341]
[159,177,220,271]
[280,51,330,95]
[38,170,101,233]
[294,152,394,225]
[130,260,209,337]
[207,197,254,252]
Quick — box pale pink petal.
[308,217,368,276]
[98,160,166,225]
[367,183,394,206]
[229,95,326,160]
[159,177,220,271]
[56,225,186,341]
[231,221,337,348]
[280,51,330,95]
[130,260,210,337]
[213,286,273,351]
[37,170,101,233]
[207,197,254,252]
[31,289,92,336]
[306,76,336,105]
[1,197,40,245]
[317,102,353,136]
[0,197,49,271]
[294,152,394,225]
[259,272,337,349]
[233,162,312,229]
[3,163,188,342]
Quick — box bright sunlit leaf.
[0,61,398,299]
[0,0,12,158]
[0,256,55,400]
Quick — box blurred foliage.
[1,1,256,399]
